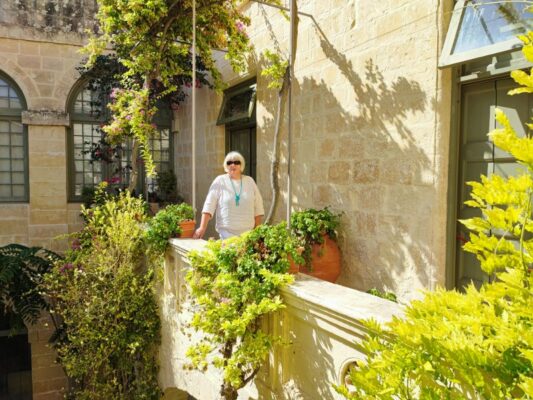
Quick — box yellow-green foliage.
[336,35,533,399]
[261,50,288,89]
[44,191,161,399]
[186,223,298,398]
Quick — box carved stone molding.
[21,110,70,126]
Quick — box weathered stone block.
[30,209,67,225]
[29,168,67,184]
[17,54,41,69]
[0,222,28,235]
[318,138,336,157]
[0,39,19,53]
[352,159,379,183]
[328,161,351,184]
[0,204,29,219]
[28,224,68,238]
[37,84,54,97]
[22,110,69,126]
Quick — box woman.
[193,151,264,240]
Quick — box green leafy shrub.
[145,203,195,253]
[44,191,161,400]
[186,223,299,400]
[0,244,59,333]
[335,34,533,400]
[290,207,341,267]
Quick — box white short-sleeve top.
[202,174,264,238]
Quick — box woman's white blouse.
[202,174,264,238]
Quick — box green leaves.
[186,222,297,393]
[290,207,341,267]
[0,244,59,333]
[261,50,289,89]
[44,191,161,399]
[145,202,195,253]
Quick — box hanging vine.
[84,0,252,191]
[261,3,299,224]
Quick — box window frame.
[67,81,174,202]
[216,80,257,126]
[0,72,29,203]
[439,0,528,68]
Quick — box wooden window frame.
[216,80,257,126]
[67,82,174,202]
[0,73,28,203]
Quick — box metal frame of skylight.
[439,0,532,68]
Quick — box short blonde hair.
[223,151,246,173]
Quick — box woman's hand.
[193,226,206,239]
[193,213,211,239]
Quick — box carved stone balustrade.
[157,238,403,400]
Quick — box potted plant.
[145,203,195,253]
[290,207,342,282]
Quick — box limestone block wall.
[175,0,454,301]
[0,8,91,397]
[0,36,85,249]
[173,86,226,239]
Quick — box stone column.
[22,110,70,399]
[22,110,69,252]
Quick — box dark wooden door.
[456,77,532,289]
[226,125,257,181]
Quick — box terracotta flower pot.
[299,235,341,283]
[288,257,300,274]
[177,220,196,238]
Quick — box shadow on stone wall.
[256,22,436,301]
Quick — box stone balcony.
[158,238,403,400]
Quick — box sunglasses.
[226,160,241,166]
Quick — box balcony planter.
[177,219,196,238]
[290,207,342,283]
[289,234,341,282]
[298,234,341,282]
[145,203,195,253]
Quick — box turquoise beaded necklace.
[229,176,243,206]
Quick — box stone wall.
[0,33,86,249]
[0,0,98,43]
[0,4,91,396]
[175,0,454,301]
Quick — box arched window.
[68,83,173,202]
[0,73,27,202]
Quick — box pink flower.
[110,88,120,99]
[236,21,245,32]
[59,262,74,274]
[125,115,132,121]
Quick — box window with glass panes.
[68,83,173,201]
[0,74,27,202]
